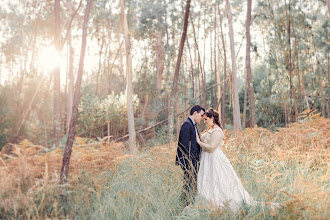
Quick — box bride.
[196,108,256,212]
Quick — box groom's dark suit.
[175,117,201,206]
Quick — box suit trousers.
[181,168,198,207]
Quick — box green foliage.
[0,0,328,147]
[77,91,139,138]
[135,0,166,38]
[253,65,286,128]
[0,78,53,147]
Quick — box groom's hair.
[190,105,205,115]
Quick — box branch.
[58,0,83,51]
[114,78,229,143]
[114,108,190,143]
[194,78,230,100]
[109,41,123,74]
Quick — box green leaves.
[77,91,139,137]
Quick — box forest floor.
[0,116,329,219]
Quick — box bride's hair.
[205,108,223,130]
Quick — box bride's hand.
[196,130,201,144]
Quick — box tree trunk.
[120,0,137,154]
[212,16,218,109]
[191,17,206,107]
[320,78,325,117]
[202,3,207,107]
[119,47,125,85]
[66,0,74,133]
[60,0,92,184]
[108,42,123,94]
[326,98,330,118]
[226,0,241,132]
[242,80,248,128]
[168,0,191,140]
[215,5,221,115]
[285,0,294,123]
[284,103,288,127]
[176,87,180,139]
[96,36,104,96]
[54,0,61,147]
[219,8,227,127]
[155,32,165,92]
[187,39,195,98]
[246,0,256,128]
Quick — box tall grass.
[0,117,329,219]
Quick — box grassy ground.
[0,117,329,219]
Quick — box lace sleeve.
[198,130,223,153]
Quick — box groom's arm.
[178,122,191,154]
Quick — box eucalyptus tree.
[135,0,166,93]
[225,0,241,132]
[53,0,61,147]
[120,0,137,154]
[66,0,74,132]
[218,4,228,127]
[253,0,330,126]
[60,0,93,184]
[132,0,167,130]
[245,0,256,128]
[168,0,191,139]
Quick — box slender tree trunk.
[96,36,104,95]
[168,0,191,140]
[108,42,123,94]
[120,0,137,154]
[327,0,330,17]
[119,48,125,84]
[284,103,288,127]
[212,16,218,109]
[285,0,294,123]
[66,0,74,132]
[191,17,206,107]
[246,0,256,128]
[226,0,241,132]
[60,0,92,184]
[54,0,61,147]
[320,78,325,117]
[107,122,110,143]
[242,80,248,128]
[326,98,330,118]
[295,42,309,110]
[176,86,180,138]
[215,5,221,115]
[18,50,27,96]
[187,39,195,98]
[219,8,227,127]
[155,32,165,91]
[202,2,207,106]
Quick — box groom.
[175,105,205,206]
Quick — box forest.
[0,0,329,219]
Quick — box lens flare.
[37,46,61,72]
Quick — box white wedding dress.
[197,126,256,212]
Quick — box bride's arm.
[196,130,223,153]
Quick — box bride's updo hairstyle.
[205,108,223,130]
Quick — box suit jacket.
[175,117,201,173]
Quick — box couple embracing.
[175,105,260,212]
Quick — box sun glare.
[37,47,61,72]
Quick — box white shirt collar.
[188,116,196,126]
